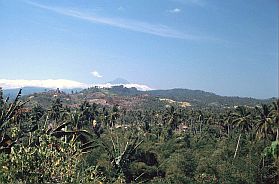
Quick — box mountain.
[5,85,275,108]
[108,78,130,85]
[95,78,152,91]
[0,78,151,96]
[4,87,49,98]
[3,87,83,99]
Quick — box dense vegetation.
[0,87,278,183]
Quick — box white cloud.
[24,1,208,41]
[168,8,181,13]
[124,83,153,91]
[0,79,89,89]
[94,83,153,91]
[91,71,103,78]
[0,79,153,91]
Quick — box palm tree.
[0,87,4,106]
[49,98,64,124]
[232,106,252,159]
[110,105,120,128]
[196,110,204,134]
[223,111,233,137]
[233,106,252,133]
[258,101,279,184]
[255,104,276,140]
[271,101,279,141]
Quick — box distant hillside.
[4,85,276,109]
[146,88,275,107]
[3,87,83,99]
[100,86,274,107]
[4,87,49,98]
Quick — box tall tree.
[255,104,276,140]
[232,106,252,159]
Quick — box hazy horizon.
[0,0,278,99]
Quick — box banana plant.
[101,129,143,183]
[0,89,29,153]
[43,111,97,153]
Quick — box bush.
[0,134,103,183]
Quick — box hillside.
[8,85,273,111]
[146,88,274,107]
[102,86,274,107]
[3,87,83,99]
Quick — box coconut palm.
[233,106,252,133]
[255,104,276,140]
[223,111,233,137]
[232,106,252,159]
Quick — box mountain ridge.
[3,85,275,102]
[108,78,130,85]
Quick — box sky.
[0,0,278,98]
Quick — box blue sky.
[0,0,278,98]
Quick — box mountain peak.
[108,78,130,85]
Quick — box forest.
[0,87,278,184]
